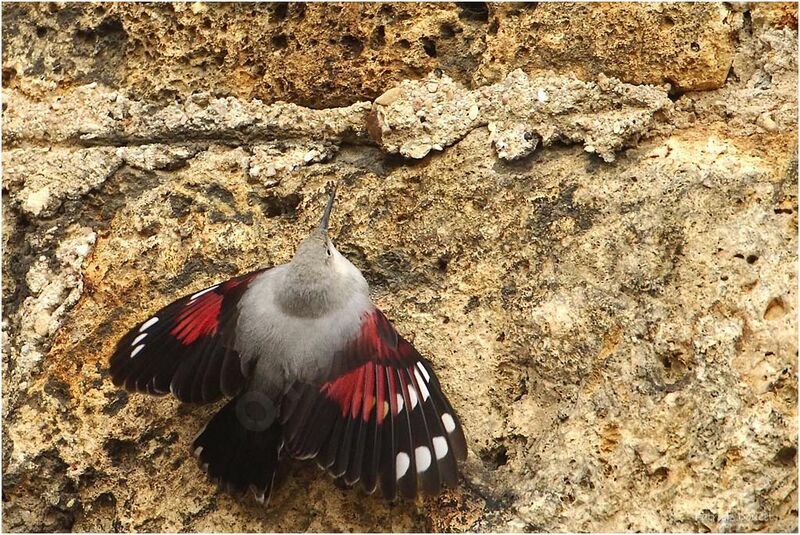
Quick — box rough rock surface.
[2,2,798,533]
[474,3,739,92]
[368,69,672,161]
[1,3,755,106]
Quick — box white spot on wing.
[415,446,432,472]
[433,436,448,460]
[442,413,456,433]
[396,452,410,479]
[139,316,159,332]
[416,362,431,382]
[414,369,430,401]
[130,344,145,358]
[395,393,404,413]
[194,446,203,457]
[408,386,418,409]
[132,333,147,346]
[191,285,219,301]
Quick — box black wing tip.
[107,270,267,405]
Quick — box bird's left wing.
[280,308,467,500]
[109,269,267,403]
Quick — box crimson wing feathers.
[280,308,467,500]
[109,269,266,404]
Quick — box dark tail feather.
[193,394,283,504]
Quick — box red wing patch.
[109,269,266,404]
[281,308,468,501]
[344,309,400,364]
[172,292,223,344]
[170,278,252,345]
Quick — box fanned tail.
[193,394,283,504]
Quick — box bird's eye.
[326,248,331,257]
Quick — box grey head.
[276,183,369,318]
[291,182,337,269]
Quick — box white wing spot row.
[415,446,432,473]
[139,316,159,332]
[130,344,145,358]
[413,369,430,401]
[442,413,456,433]
[407,386,418,409]
[190,285,219,301]
[416,362,431,382]
[131,333,147,346]
[395,452,410,480]
[433,436,448,460]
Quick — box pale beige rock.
[117,144,205,172]
[375,86,403,107]
[3,87,372,146]
[3,147,123,217]
[368,70,672,162]
[6,225,95,413]
[248,141,339,186]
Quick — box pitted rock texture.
[474,3,738,92]
[3,3,745,106]
[1,2,489,108]
[368,69,672,161]
[2,2,798,533]
[2,85,371,146]
[3,147,123,217]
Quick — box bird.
[108,182,467,504]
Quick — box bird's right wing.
[280,308,467,500]
[109,268,267,403]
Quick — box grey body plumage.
[239,185,372,391]
[237,247,372,392]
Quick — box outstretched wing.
[109,269,267,404]
[280,308,468,500]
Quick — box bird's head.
[280,182,367,317]
[292,182,338,267]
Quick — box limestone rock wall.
[2,2,797,532]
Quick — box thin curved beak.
[320,182,337,231]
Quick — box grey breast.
[235,266,374,391]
